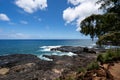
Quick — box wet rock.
[51,46,101,54]
[83,47,89,52]
[31,78,38,80]
[51,46,84,53]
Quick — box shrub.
[77,67,86,73]
[87,61,99,71]
[97,54,105,63]
[97,48,120,63]
[114,48,120,59]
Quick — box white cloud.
[68,0,82,5]
[10,33,29,38]
[0,33,30,39]
[0,13,10,21]
[15,0,47,13]
[63,0,103,31]
[20,20,28,24]
[8,33,30,39]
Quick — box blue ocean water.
[0,39,96,60]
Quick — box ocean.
[0,39,96,60]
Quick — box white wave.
[40,45,61,49]
[38,55,53,61]
[40,45,61,51]
[52,52,77,56]
[88,43,97,48]
[41,48,51,51]
[38,45,76,61]
[92,43,96,46]
[40,46,48,48]
[37,52,76,61]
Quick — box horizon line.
[0,38,95,40]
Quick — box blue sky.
[0,0,102,39]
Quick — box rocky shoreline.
[51,46,106,54]
[0,46,107,80]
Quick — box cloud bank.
[63,0,103,31]
[0,13,10,21]
[10,33,29,39]
[15,0,47,13]
[0,33,30,39]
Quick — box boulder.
[0,68,9,75]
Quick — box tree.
[97,0,120,13]
[80,0,120,46]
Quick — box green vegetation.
[77,67,86,73]
[80,0,120,46]
[55,78,61,80]
[77,61,100,73]
[56,48,120,80]
[76,49,120,79]
[77,61,99,73]
[97,48,120,63]
[87,61,99,71]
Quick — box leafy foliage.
[97,32,120,45]
[87,61,99,71]
[97,48,120,63]
[97,0,120,13]
[80,0,120,45]
[77,67,86,73]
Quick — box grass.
[55,48,120,80]
[77,67,86,73]
[87,61,99,71]
[97,48,120,63]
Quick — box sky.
[0,0,102,39]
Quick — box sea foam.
[40,46,61,51]
[38,55,53,61]
[51,52,77,56]
[38,45,77,61]
[38,52,77,61]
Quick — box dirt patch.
[109,62,120,80]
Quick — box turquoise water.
[0,39,96,60]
